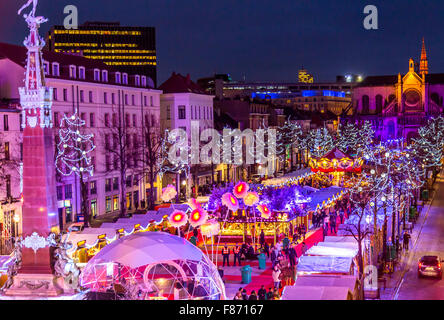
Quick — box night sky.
[1,0,443,84]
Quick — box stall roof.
[281,285,351,300]
[305,245,358,258]
[315,241,358,250]
[262,168,314,186]
[297,256,353,275]
[324,236,357,243]
[294,275,359,295]
[115,211,166,225]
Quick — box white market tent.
[297,256,354,275]
[315,241,359,250]
[294,274,360,300]
[281,285,352,300]
[305,245,358,258]
[324,236,357,243]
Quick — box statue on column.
[18,0,39,18]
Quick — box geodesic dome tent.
[79,232,226,300]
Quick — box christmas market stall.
[79,232,226,300]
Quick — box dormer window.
[135,75,140,87]
[94,69,100,82]
[122,73,128,85]
[69,65,76,79]
[141,76,147,87]
[43,61,50,75]
[52,62,60,77]
[115,72,121,84]
[79,67,86,80]
[102,70,108,83]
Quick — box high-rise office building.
[45,22,157,87]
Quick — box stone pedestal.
[3,273,62,297]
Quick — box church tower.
[419,37,429,75]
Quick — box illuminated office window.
[141,76,147,87]
[135,75,140,86]
[52,63,60,77]
[115,72,121,84]
[43,61,49,75]
[122,73,128,85]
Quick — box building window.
[112,93,116,105]
[135,75,140,86]
[106,196,112,212]
[375,94,383,114]
[90,113,95,127]
[56,186,63,201]
[132,95,135,106]
[64,184,72,199]
[113,195,119,211]
[178,105,186,119]
[132,114,137,127]
[79,67,85,80]
[105,179,112,192]
[150,96,153,106]
[125,113,130,127]
[94,69,100,82]
[126,175,132,188]
[362,95,370,114]
[52,63,60,77]
[3,115,9,131]
[122,73,128,85]
[144,96,147,106]
[43,62,49,75]
[81,113,86,123]
[5,175,11,198]
[53,88,58,101]
[4,142,10,160]
[53,112,59,128]
[125,94,129,105]
[80,90,84,103]
[167,105,171,120]
[112,113,117,127]
[90,181,97,195]
[63,89,68,101]
[115,72,121,84]
[104,113,110,127]
[89,91,93,103]
[104,92,108,104]
[102,70,108,83]
[113,177,119,190]
[69,65,76,79]
[141,76,147,87]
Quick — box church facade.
[345,40,444,143]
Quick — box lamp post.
[13,213,20,238]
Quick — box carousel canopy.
[309,147,363,173]
[85,232,203,269]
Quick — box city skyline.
[1,0,444,85]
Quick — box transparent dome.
[79,232,226,300]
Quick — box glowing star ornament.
[257,204,271,219]
[233,181,249,199]
[243,192,260,207]
[161,185,177,202]
[168,210,188,228]
[221,192,239,212]
[189,208,208,228]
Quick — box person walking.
[272,265,281,289]
[264,242,270,258]
[301,241,308,256]
[259,229,265,248]
[289,246,297,266]
[403,232,411,251]
[233,291,243,300]
[258,285,267,300]
[241,289,248,300]
[233,244,242,266]
[222,244,231,267]
[266,287,274,300]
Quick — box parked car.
[418,255,443,279]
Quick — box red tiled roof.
[159,72,207,94]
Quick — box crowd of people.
[233,286,281,300]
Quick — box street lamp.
[13,213,20,238]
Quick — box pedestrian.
[289,246,297,266]
[233,244,242,266]
[249,290,258,300]
[272,288,280,300]
[264,242,270,258]
[233,291,243,300]
[283,234,290,250]
[241,289,248,300]
[258,285,267,300]
[222,244,230,267]
[301,241,308,255]
[260,229,265,248]
[272,265,281,289]
[403,232,411,251]
[266,288,274,300]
